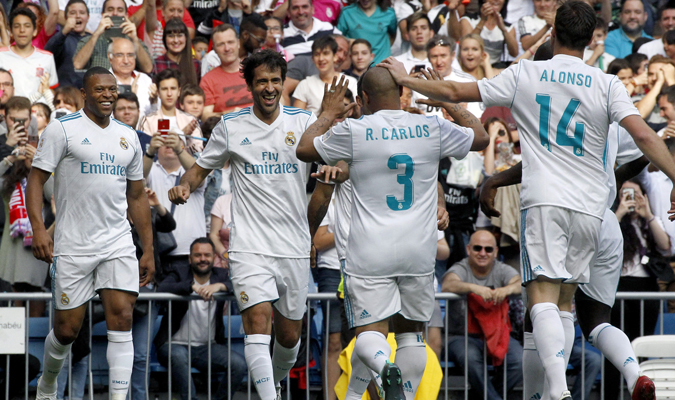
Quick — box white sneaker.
[35,378,56,400]
[559,390,572,400]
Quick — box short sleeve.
[496,262,518,287]
[293,79,310,103]
[608,76,640,124]
[438,117,475,160]
[387,9,397,35]
[477,63,520,108]
[48,55,59,88]
[313,120,353,166]
[126,132,144,181]
[196,118,230,170]
[446,261,468,282]
[337,13,348,36]
[200,76,216,106]
[210,193,232,222]
[615,125,643,166]
[32,121,67,173]
[517,17,529,37]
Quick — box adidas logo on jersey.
[403,381,413,393]
[529,393,542,400]
[533,265,544,272]
[556,349,565,358]
[360,309,371,319]
[240,138,252,146]
[81,138,91,145]
[624,357,636,366]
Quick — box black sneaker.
[380,360,406,399]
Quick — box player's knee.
[54,324,81,345]
[275,328,301,348]
[242,304,273,334]
[106,307,134,331]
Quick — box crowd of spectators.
[0,0,672,396]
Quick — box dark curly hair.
[241,49,287,87]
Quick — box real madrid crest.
[120,137,129,150]
[61,293,70,306]
[240,291,249,304]
[285,132,296,146]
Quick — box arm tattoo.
[309,202,329,239]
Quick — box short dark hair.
[288,0,312,8]
[192,35,208,46]
[345,88,354,103]
[534,40,553,60]
[190,237,215,254]
[5,96,31,113]
[201,116,221,141]
[625,52,648,73]
[101,0,127,13]
[65,0,89,15]
[240,12,267,34]
[553,1,595,51]
[116,91,140,108]
[406,12,431,32]
[426,34,454,52]
[263,14,283,26]
[664,29,675,46]
[658,0,675,20]
[180,83,205,104]
[660,85,675,106]
[241,49,287,87]
[83,66,115,88]
[595,16,608,32]
[9,8,36,29]
[632,36,652,53]
[0,68,13,84]
[213,23,237,37]
[155,68,182,86]
[312,35,337,55]
[351,38,372,53]
[607,58,632,75]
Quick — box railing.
[0,291,674,400]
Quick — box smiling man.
[108,37,155,118]
[27,66,154,400]
[45,0,90,88]
[169,50,316,400]
[605,0,651,58]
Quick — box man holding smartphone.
[0,97,39,160]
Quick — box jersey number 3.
[387,154,414,211]
[536,94,585,156]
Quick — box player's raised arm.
[27,167,54,263]
[378,57,482,104]
[296,76,357,163]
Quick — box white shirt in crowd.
[171,279,217,346]
[582,48,615,72]
[201,50,221,77]
[314,109,474,278]
[394,49,432,75]
[413,70,484,119]
[282,17,341,56]
[477,55,640,219]
[0,47,58,98]
[460,16,515,65]
[638,38,666,60]
[32,110,144,255]
[111,70,156,120]
[293,74,357,114]
[196,106,316,258]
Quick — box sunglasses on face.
[472,245,495,253]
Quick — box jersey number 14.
[536,94,586,156]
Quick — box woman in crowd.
[31,102,51,136]
[152,18,200,85]
[53,86,84,114]
[17,0,58,49]
[482,117,520,176]
[460,0,518,67]
[607,58,636,93]
[457,33,497,81]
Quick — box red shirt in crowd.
[199,67,253,113]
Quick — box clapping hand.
[321,75,357,121]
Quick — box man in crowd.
[345,39,374,78]
[605,0,651,58]
[0,9,58,98]
[200,24,253,119]
[394,12,433,73]
[155,237,248,400]
[441,230,522,400]
[114,92,151,153]
[169,50,316,400]
[45,0,90,88]
[108,37,155,118]
[282,0,341,57]
[28,67,153,400]
[73,0,153,74]
[639,2,675,59]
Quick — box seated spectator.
[441,230,522,400]
[394,12,433,73]
[179,84,205,122]
[605,0,651,59]
[344,39,374,78]
[17,0,58,49]
[139,69,203,154]
[607,58,639,95]
[517,0,555,53]
[282,0,341,57]
[638,2,675,58]
[134,0,196,59]
[636,55,675,124]
[152,19,200,85]
[192,35,209,61]
[0,97,48,317]
[337,0,396,64]
[45,0,90,88]
[73,0,153,74]
[113,92,151,152]
[109,37,156,118]
[155,237,248,400]
[333,34,351,72]
[293,36,357,113]
[198,0,251,37]
[200,24,253,119]
[261,15,294,62]
[459,0,518,66]
[583,17,615,72]
[31,102,50,135]
[0,9,58,99]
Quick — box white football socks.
[589,322,641,392]
[107,330,134,399]
[39,330,72,393]
[559,311,575,367]
[345,350,373,399]
[394,332,426,399]
[522,332,546,400]
[531,302,568,400]
[272,338,300,385]
[244,334,277,400]
[353,331,391,377]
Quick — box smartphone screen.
[158,119,170,135]
[413,64,426,73]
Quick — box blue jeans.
[568,336,602,400]
[447,335,523,400]
[129,298,159,400]
[56,355,88,400]
[156,343,248,400]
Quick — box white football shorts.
[520,206,601,285]
[228,252,309,320]
[51,246,139,310]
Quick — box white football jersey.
[32,110,144,256]
[332,179,353,261]
[604,122,643,209]
[196,106,316,258]
[477,55,640,218]
[314,109,474,278]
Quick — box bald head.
[467,230,498,272]
[357,67,400,114]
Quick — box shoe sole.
[633,377,656,400]
[381,363,405,400]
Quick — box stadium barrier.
[0,291,674,400]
